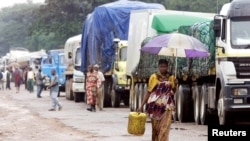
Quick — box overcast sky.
[0,0,45,9]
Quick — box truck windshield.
[60,55,65,65]
[75,48,81,65]
[231,18,250,47]
[120,47,127,61]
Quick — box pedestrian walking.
[13,67,22,93]
[27,67,35,93]
[36,69,44,98]
[86,65,98,112]
[47,69,62,111]
[137,59,178,141]
[1,69,7,90]
[6,68,11,90]
[93,64,105,111]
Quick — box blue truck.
[41,49,66,96]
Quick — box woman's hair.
[158,59,168,66]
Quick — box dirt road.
[0,83,208,141]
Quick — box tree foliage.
[0,0,231,56]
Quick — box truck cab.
[41,49,66,95]
[110,39,130,107]
[64,34,85,102]
[212,0,250,125]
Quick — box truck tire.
[111,89,120,108]
[217,90,231,125]
[200,84,209,125]
[123,91,130,106]
[193,85,201,125]
[74,92,81,103]
[138,84,144,112]
[173,89,179,122]
[104,82,111,107]
[65,79,74,100]
[142,83,147,112]
[129,87,136,111]
[177,84,192,122]
[135,84,139,111]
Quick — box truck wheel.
[193,85,201,125]
[123,90,130,106]
[111,89,120,107]
[177,85,191,122]
[217,90,231,125]
[74,92,81,103]
[104,82,111,107]
[200,84,209,125]
[138,84,144,112]
[142,83,147,112]
[173,89,179,122]
[129,87,136,111]
[65,79,74,100]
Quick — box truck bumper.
[224,85,250,112]
[72,82,85,93]
[114,84,130,93]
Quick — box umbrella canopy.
[141,32,210,58]
[141,32,210,76]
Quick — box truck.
[171,0,250,125]
[126,9,215,112]
[80,0,165,107]
[129,0,250,125]
[41,49,66,96]
[182,0,250,125]
[64,34,85,102]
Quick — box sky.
[0,0,45,9]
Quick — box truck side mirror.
[213,18,221,37]
[68,52,72,59]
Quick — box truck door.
[41,55,56,80]
[57,53,66,87]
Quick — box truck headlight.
[233,88,248,96]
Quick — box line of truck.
[0,0,247,126]
[62,0,250,125]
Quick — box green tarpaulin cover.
[152,14,213,33]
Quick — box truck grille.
[228,57,250,79]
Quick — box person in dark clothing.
[36,69,44,98]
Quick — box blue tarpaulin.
[80,0,165,73]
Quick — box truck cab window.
[119,47,127,61]
[75,48,81,65]
[231,18,250,47]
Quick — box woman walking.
[86,65,98,112]
[137,59,178,141]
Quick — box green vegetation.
[0,0,229,56]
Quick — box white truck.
[64,34,85,102]
[126,9,215,112]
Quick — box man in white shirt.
[27,67,35,93]
[93,64,105,111]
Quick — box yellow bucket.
[127,112,147,136]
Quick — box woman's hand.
[137,106,143,113]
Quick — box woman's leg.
[151,110,173,141]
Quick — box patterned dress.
[146,73,176,141]
[86,71,98,105]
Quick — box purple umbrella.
[141,32,210,57]
[141,32,210,75]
